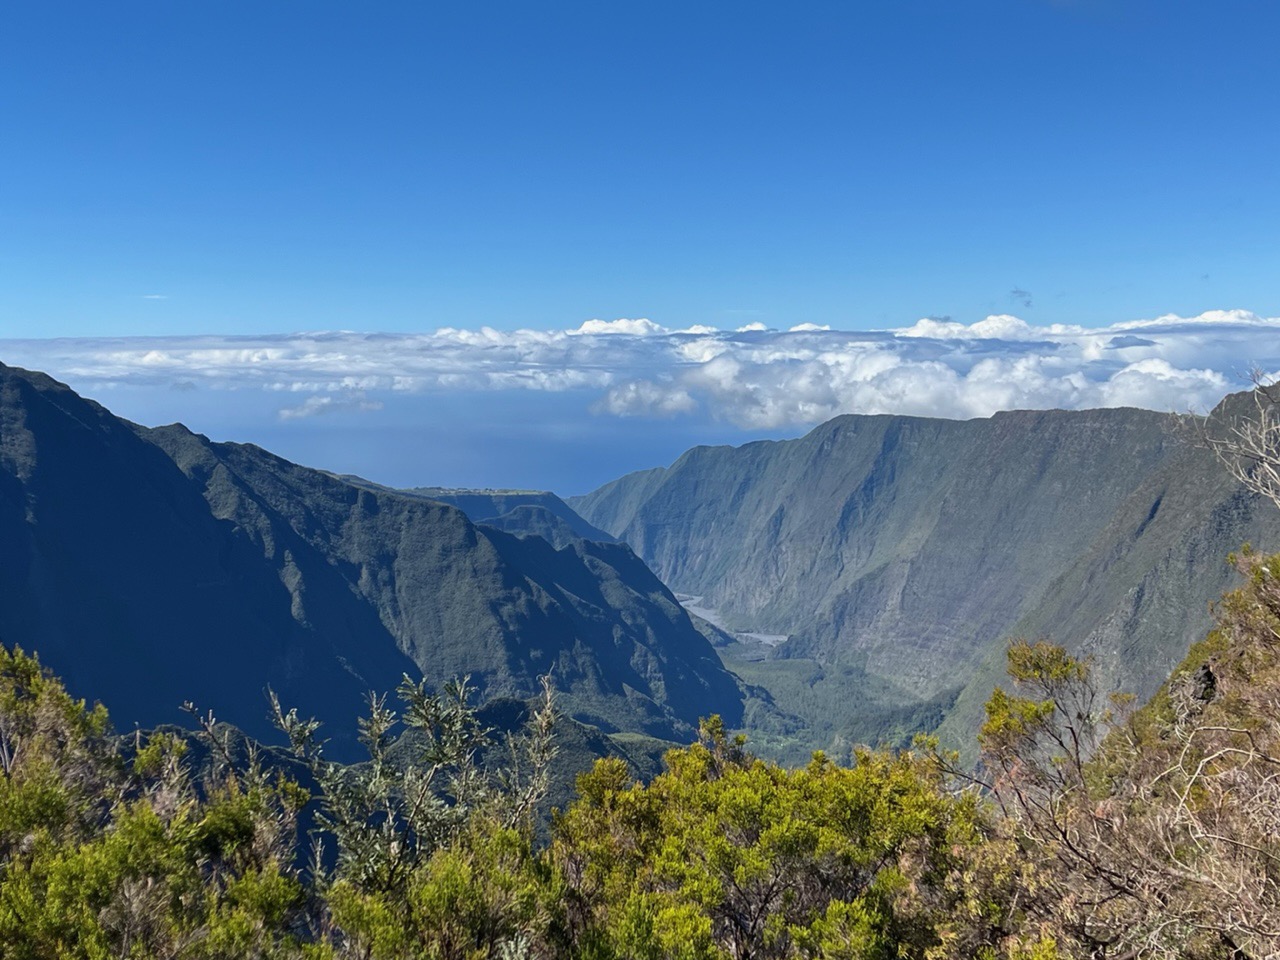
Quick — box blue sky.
[3,2,1279,491]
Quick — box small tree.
[979,618,1280,959]
[550,716,1015,960]
[1191,369,1280,512]
[272,674,557,959]
[0,646,313,959]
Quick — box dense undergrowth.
[1,551,1278,958]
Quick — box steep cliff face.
[571,401,1280,749]
[0,364,744,752]
[939,408,1280,746]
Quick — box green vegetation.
[7,544,1280,958]
[549,718,1011,960]
[0,645,309,958]
[0,648,1016,959]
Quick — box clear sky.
[2,2,1278,492]
[5,0,1278,336]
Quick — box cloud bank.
[3,310,1278,432]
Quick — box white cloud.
[2,309,1277,432]
[278,393,384,421]
[594,380,697,417]
[569,318,665,336]
[897,314,1083,340]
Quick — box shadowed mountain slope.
[570,400,1280,751]
[0,364,743,754]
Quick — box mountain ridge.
[570,398,1280,754]
[0,363,745,755]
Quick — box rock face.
[570,400,1280,748]
[0,364,744,753]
